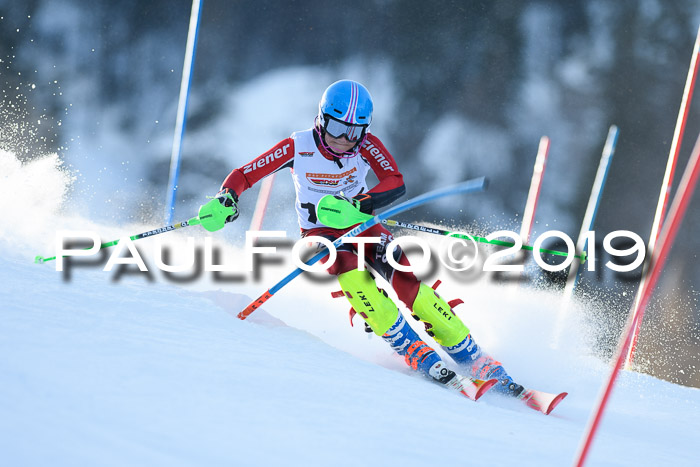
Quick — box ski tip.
[545,392,568,415]
[474,378,499,401]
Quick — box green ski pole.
[34,196,236,264]
[275,195,586,264]
[381,219,587,263]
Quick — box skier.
[214,79,523,398]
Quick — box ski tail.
[518,389,568,415]
[446,375,498,401]
[472,378,499,401]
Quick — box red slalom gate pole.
[520,136,550,244]
[573,132,700,467]
[625,25,700,368]
[249,174,276,231]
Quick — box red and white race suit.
[220,127,421,304]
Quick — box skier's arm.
[219,138,295,198]
[355,134,406,213]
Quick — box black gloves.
[352,193,373,215]
[333,192,374,215]
[216,187,240,223]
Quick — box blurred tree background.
[1,0,699,386]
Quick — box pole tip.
[34,255,44,264]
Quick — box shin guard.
[409,283,470,347]
[337,269,399,336]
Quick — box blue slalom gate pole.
[566,124,619,292]
[165,0,204,224]
[552,124,618,349]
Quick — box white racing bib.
[291,129,371,230]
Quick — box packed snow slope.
[1,152,699,467]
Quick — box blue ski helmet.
[318,80,373,129]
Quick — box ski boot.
[382,313,454,382]
[444,334,524,397]
[382,313,495,400]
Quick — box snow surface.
[1,149,699,466]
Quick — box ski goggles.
[323,115,367,142]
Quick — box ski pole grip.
[197,198,234,232]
